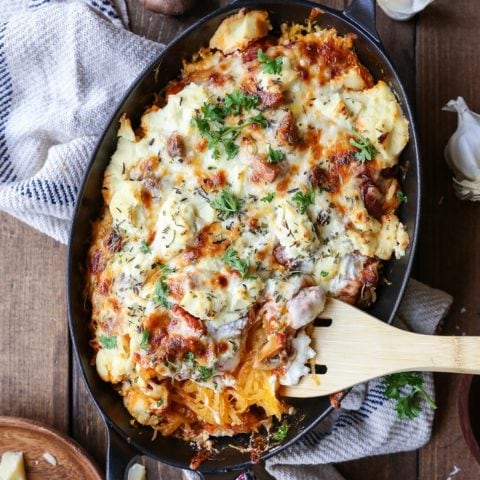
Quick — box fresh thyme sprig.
[384,372,437,419]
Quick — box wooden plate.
[0,417,102,479]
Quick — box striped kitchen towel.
[0,0,163,243]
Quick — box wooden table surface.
[1,0,480,479]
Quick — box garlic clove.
[452,178,480,201]
[443,97,480,202]
[377,0,434,21]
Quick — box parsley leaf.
[271,424,289,441]
[151,263,174,309]
[267,146,285,164]
[193,92,267,160]
[384,372,437,419]
[201,102,226,122]
[210,189,244,218]
[261,192,276,203]
[292,183,315,214]
[185,351,195,363]
[139,329,150,350]
[159,264,175,276]
[320,270,329,277]
[140,240,151,254]
[197,366,215,380]
[258,49,283,75]
[224,138,240,160]
[349,128,377,162]
[99,335,117,349]
[222,248,254,279]
[153,278,171,309]
[397,191,408,203]
[224,90,260,116]
[249,113,268,129]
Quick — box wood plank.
[0,213,69,432]
[416,0,480,478]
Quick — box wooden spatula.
[281,298,480,398]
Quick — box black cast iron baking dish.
[67,0,422,478]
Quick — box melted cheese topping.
[86,9,410,447]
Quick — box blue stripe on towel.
[29,0,120,20]
[0,22,16,183]
[15,178,79,206]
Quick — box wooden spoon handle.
[296,320,480,397]
[381,332,480,374]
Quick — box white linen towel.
[0,2,453,479]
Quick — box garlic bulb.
[443,97,480,201]
[377,0,434,21]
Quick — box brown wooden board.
[415,0,480,478]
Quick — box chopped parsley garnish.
[210,188,244,218]
[153,278,171,309]
[261,192,276,203]
[139,329,150,350]
[156,400,164,407]
[201,102,226,122]
[159,264,175,276]
[397,191,408,203]
[257,49,283,75]
[222,248,253,279]
[153,263,173,309]
[384,372,437,419]
[99,335,117,349]
[197,366,215,380]
[292,183,315,214]
[320,270,329,277]
[224,90,260,116]
[271,424,289,441]
[267,145,285,164]
[183,352,215,380]
[140,240,151,254]
[349,128,377,162]
[185,351,195,363]
[249,113,268,129]
[193,92,266,160]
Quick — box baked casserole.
[86,8,410,464]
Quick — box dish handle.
[105,424,139,480]
[344,0,381,45]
